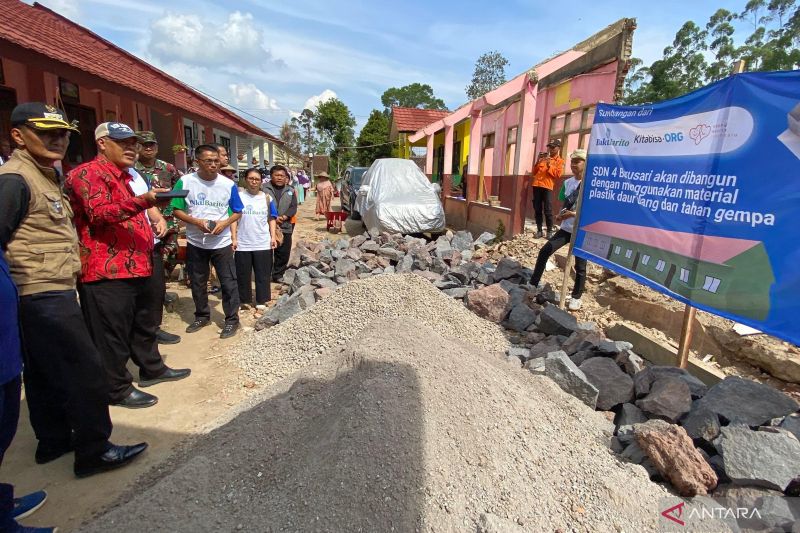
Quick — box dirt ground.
[11,194,333,531]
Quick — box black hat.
[10,102,80,132]
[546,139,562,148]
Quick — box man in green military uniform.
[135,131,182,345]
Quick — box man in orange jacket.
[530,139,564,238]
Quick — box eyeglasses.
[198,159,221,165]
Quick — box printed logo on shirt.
[190,192,228,208]
[242,204,270,216]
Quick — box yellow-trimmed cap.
[11,102,80,133]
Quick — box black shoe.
[220,322,239,339]
[185,319,209,333]
[156,328,181,344]
[546,229,555,239]
[74,442,148,478]
[138,367,191,387]
[111,388,158,409]
[35,442,73,465]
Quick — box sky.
[32,0,750,137]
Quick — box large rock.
[528,337,563,360]
[349,234,367,248]
[345,247,363,261]
[544,351,599,409]
[695,376,799,426]
[561,330,605,356]
[537,304,579,337]
[714,425,800,491]
[290,268,312,292]
[635,377,692,422]
[376,247,403,262]
[434,238,452,256]
[474,232,495,246]
[442,287,469,299]
[360,240,380,253]
[450,230,474,252]
[615,403,649,435]
[615,349,645,376]
[633,366,708,400]
[395,253,414,273]
[311,277,338,290]
[464,284,510,323]
[333,258,357,277]
[579,357,635,410]
[504,304,538,333]
[634,419,718,496]
[491,257,522,282]
[681,405,721,443]
[780,413,800,441]
[715,484,800,532]
[254,289,315,330]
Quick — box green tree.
[355,110,391,166]
[465,51,509,100]
[706,9,741,81]
[291,108,317,156]
[314,98,356,174]
[380,83,447,113]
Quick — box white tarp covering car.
[355,158,446,235]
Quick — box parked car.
[340,166,368,219]
[355,158,446,235]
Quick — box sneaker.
[255,304,267,311]
[185,319,209,333]
[568,297,582,311]
[13,490,47,520]
[535,230,544,238]
[546,229,555,239]
[220,322,239,339]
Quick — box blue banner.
[573,71,800,345]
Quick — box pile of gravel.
[81,318,669,532]
[231,273,509,386]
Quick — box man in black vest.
[261,165,297,281]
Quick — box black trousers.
[532,186,553,231]
[19,290,111,460]
[79,277,167,402]
[235,249,273,305]
[532,229,587,299]
[0,376,20,530]
[272,230,293,281]
[152,246,166,327]
[187,243,239,325]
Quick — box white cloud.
[229,83,279,110]
[146,11,283,68]
[303,89,337,111]
[38,0,79,19]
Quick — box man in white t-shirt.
[530,149,588,311]
[171,145,244,339]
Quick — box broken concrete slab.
[714,425,800,491]
[544,351,599,409]
[695,376,799,426]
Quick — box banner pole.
[676,305,697,369]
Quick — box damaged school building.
[392,18,636,238]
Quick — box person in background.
[231,168,277,313]
[0,103,146,478]
[66,123,190,409]
[261,165,297,282]
[297,169,311,200]
[314,170,333,221]
[0,137,11,166]
[0,249,55,532]
[220,164,237,180]
[291,168,304,204]
[171,144,243,339]
[530,149,587,311]
[134,131,182,345]
[530,139,564,239]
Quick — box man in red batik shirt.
[65,122,190,409]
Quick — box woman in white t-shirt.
[231,168,278,311]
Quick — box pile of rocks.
[258,229,800,526]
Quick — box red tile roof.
[391,106,450,133]
[581,221,760,265]
[0,0,278,140]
